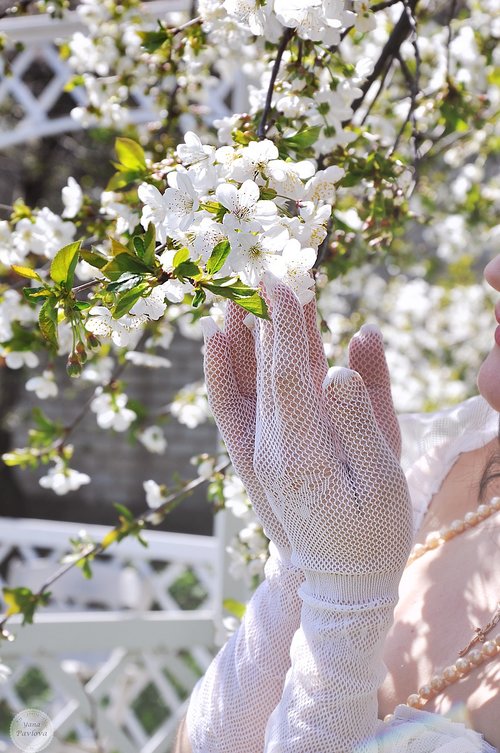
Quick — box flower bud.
[76,341,88,364]
[66,354,82,378]
[86,332,100,350]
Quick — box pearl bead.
[425,532,441,549]
[455,657,471,675]
[411,543,426,558]
[430,675,446,692]
[477,504,492,519]
[384,714,394,723]
[443,665,460,683]
[418,684,433,700]
[464,511,479,527]
[449,519,465,534]
[407,694,422,708]
[468,648,485,666]
[440,526,455,541]
[482,640,498,657]
[491,497,500,510]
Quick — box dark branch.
[257,27,294,140]
[350,0,419,116]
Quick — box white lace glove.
[186,286,408,753]
[186,300,306,753]
[249,277,413,753]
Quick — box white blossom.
[138,426,167,454]
[216,179,278,232]
[170,382,210,428]
[143,479,167,509]
[268,239,316,304]
[163,171,200,232]
[125,351,171,368]
[31,208,77,260]
[61,177,84,218]
[25,370,58,400]
[39,460,91,496]
[85,306,144,347]
[3,351,39,369]
[90,390,137,432]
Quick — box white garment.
[378,395,499,752]
[400,395,499,533]
[187,395,499,752]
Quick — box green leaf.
[105,170,144,192]
[223,598,246,619]
[22,286,51,304]
[38,298,58,350]
[107,273,144,293]
[80,248,109,269]
[112,283,150,319]
[232,292,269,318]
[142,223,156,267]
[133,235,146,258]
[175,261,201,279]
[202,282,269,319]
[206,240,230,275]
[113,502,135,521]
[2,586,51,624]
[110,237,133,257]
[282,125,321,151]
[11,265,42,282]
[50,240,82,288]
[192,287,206,307]
[102,253,152,281]
[115,137,147,171]
[138,27,170,53]
[173,247,190,267]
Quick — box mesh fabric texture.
[188,282,413,753]
[252,280,412,753]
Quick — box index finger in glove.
[264,275,320,432]
[348,324,401,460]
[201,317,245,434]
[225,301,257,398]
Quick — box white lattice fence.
[0,514,247,753]
[0,0,248,150]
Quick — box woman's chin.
[477,345,500,412]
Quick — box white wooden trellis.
[0,1,249,150]
[0,514,248,753]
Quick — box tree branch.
[257,27,294,140]
[350,0,419,116]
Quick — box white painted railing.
[0,1,248,150]
[0,513,248,752]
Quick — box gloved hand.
[202,296,403,562]
[249,276,413,753]
[250,274,412,590]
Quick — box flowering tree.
[0,0,498,634]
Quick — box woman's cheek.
[477,345,500,412]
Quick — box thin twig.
[350,0,419,116]
[400,0,421,175]
[257,27,294,140]
[445,0,458,80]
[360,55,395,126]
[0,459,230,633]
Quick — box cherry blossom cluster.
[138,132,345,304]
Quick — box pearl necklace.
[384,495,500,721]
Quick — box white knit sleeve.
[376,705,497,753]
